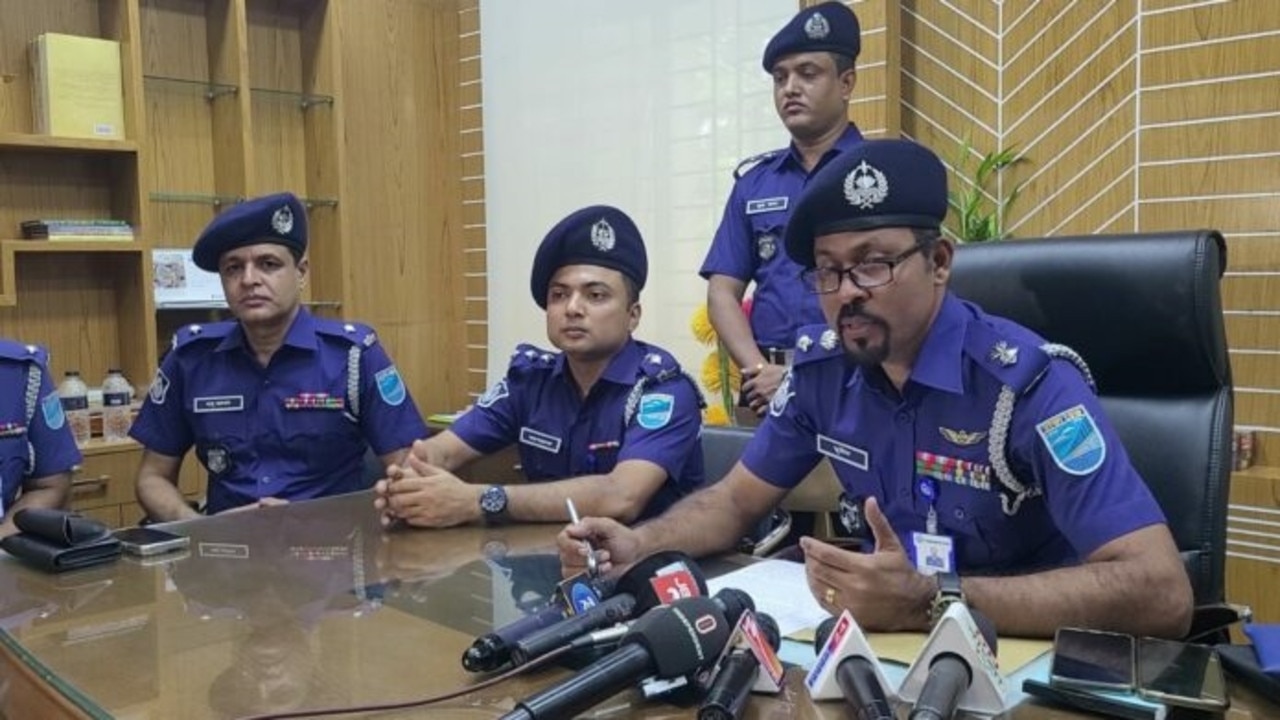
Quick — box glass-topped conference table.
[0,492,1275,719]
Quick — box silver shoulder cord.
[346,344,361,422]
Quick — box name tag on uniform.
[816,434,868,470]
[193,396,245,413]
[519,427,562,454]
[745,197,788,215]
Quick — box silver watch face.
[480,486,507,514]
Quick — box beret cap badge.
[590,219,616,252]
[271,205,294,234]
[804,12,830,40]
[843,160,889,209]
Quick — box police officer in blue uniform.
[562,141,1192,639]
[130,192,427,521]
[0,340,78,537]
[375,206,705,527]
[700,2,864,416]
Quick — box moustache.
[837,304,882,325]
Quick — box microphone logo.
[569,581,599,614]
[695,614,718,635]
[649,567,698,602]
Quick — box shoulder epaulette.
[733,149,782,180]
[315,318,377,348]
[791,324,844,367]
[507,343,557,374]
[636,346,682,384]
[171,321,234,351]
[963,322,1051,396]
[0,339,46,366]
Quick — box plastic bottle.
[101,368,134,443]
[58,371,91,446]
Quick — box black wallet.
[1,509,121,573]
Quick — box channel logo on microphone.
[648,560,700,603]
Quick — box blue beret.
[192,192,307,271]
[530,205,648,309]
[784,139,948,268]
[763,2,861,72]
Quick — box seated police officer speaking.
[561,141,1193,639]
[130,192,427,521]
[0,339,77,537]
[375,206,705,527]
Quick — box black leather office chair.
[948,230,1233,613]
[701,424,792,556]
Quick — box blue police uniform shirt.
[0,341,81,516]
[699,124,864,348]
[451,339,705,521]
[129,309,428,514]
[743,294,1167,574]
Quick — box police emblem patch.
[768,370,795,417]
[1035,404,1107,476]
[843,160,889,209]
[590,219,615,252]
[756,233,777,260]
[477,378,509,408]
[989,341,1019,367]
[375,366,407,406]
[206,445,230,474]
[41,392,65,430]
[272,205,294,234]
[636,393,675,430]
[939,427,986,446]
[804,11,830,39]
[149,368,170,405]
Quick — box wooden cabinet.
[71,440,204,527]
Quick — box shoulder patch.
[792,324,844,367]
[733,149,782,180]
[963,321,1051,396]
[42,391,65,430]
[148,368,171,405]
[476,378,510,408]
[768,369,795,417]
[374,365,407,406]
[507,343,557,374]
[1036,404,1106,476]
[636,393,675,430]
[172,322,234,351]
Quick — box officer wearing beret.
[375,205,705,527]
[130,192,427,520]
[700,1,864,419]
[0,339,77,537]
[563,141,1193,640]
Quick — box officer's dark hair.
[287,247,304,266]
[622,275,640,306]
[831,52,855,77]
[913,227,942,269]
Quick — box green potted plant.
[947,138,1026,242]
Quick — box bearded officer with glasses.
[560,139,1191,640]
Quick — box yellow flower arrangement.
[690,304,739,425]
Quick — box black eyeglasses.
[801,243,926,294]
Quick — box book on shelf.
[29,33,125,140]
[19,219,134,241]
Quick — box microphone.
[509,551,706,667]
[901,603,1005,719]
[696,612,780,720]
[810,615,894,720]
[500,588,754,720]
[462,601,570,672]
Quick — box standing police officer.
[561,141,1193,640]
[375,206,704,527]
[130,192,427,521]
[0,340,77,537]
[700,2,864,416]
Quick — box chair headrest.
[948,230,1229,395]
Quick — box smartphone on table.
[1136,636,1229,711]
[113,527,190,557]
[1050,627,1136,692]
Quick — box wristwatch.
[479,485,509,524]
[928,572,964,626]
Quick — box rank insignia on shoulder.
[797,334,813,352]
[819,329,838,350]
[989,341,1019,366]
[939,427,986,447]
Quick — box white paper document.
[707,559,829,637]
[152,248,227,308]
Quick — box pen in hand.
[565,498,599,577]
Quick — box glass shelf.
[301,197,338,209]
[250,86,335,110]
[149,192,242,206]
[142,74,238,101]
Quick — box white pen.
[565,497,599,577]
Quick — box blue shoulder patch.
[1036,404,1107,476]
[636,393,675,430]
[42,391,65,430]
[791,324,843,367]
[375,365,407,406]
[508,343,557,375]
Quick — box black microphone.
[907,611,998,720]
[500,588,754,720]
[509,551,706,666]
[814,616,893,720]
[696,612,780,720]
[462,600,570,672]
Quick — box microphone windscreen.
[756,612,782,651]
[711,587,754,624]
[627,596,732,679]
[615,551,707,608]
[814,616,838,654]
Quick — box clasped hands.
[557,496,933,632]
[374,451,478,528]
